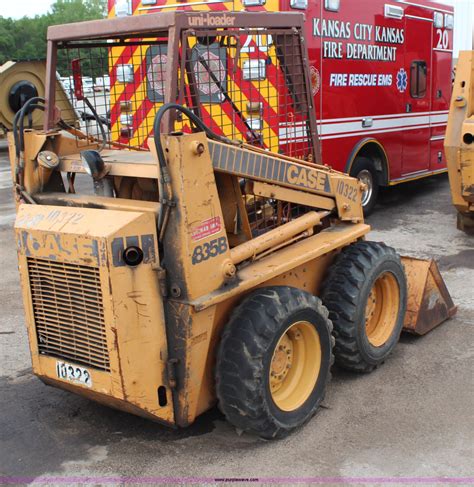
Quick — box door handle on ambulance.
[362,118,373,128]
[406,103,412,113]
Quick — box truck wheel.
[321,242,407,373]
[351,157,379,216]
[216,286,334,439]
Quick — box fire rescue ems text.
[330,73,393,87]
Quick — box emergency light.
[324,0,340,12]
[247,118,263,131]
[384,5,404,20]
[115,0,132,16]
[243,60,266,81]
[290,0,308,10]
[120,114,133,126]
[243,0,266,6]
[444,14,454,30]
[117,64,134,84]
[434,12,443,28]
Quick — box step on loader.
[9,11,456,438]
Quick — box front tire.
[321,242,407,373]
[216,286,334,439]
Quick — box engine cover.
[15,204,174,424]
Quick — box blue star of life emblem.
[396,68,408,93]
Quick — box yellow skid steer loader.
[9,12,456,438]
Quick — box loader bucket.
[402,257,457,336]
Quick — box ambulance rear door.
[401,14,432,176]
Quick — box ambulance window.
[146,44,168,103]
[410,61,427,98]
[191,42,227,104]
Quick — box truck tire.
[351,157,379,216]
[216,286,334,439]
[321,242,407,373]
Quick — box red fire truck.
[107,0,454,213]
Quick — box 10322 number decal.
[336,180,358,202]
[56,361,92,387]
[192,237,228,265]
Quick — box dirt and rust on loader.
[9,11,456,439]
[445,50,474,235]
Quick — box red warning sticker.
[191,216,222,242]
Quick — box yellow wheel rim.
[269,321,321,412]
[365,272,400,347]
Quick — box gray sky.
[1,0,56,19]
[0,0,460,19]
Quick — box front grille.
[27,257,110,372]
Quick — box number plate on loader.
[56,361,92,388]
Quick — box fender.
[344,138,390,184]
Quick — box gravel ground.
[0,144,472,485]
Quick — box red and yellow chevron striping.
[106,0,312,159]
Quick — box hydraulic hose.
[152,102,232,173]
[153,103,234,239]
[13,97,46,198]
[13,97,45,160]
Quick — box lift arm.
[207,140,365,223]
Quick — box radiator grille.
[27,257,110,372]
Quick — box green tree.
[50,0,107,24]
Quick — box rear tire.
[351,157,379,216]
[321,242,407,373]
[216,286,334,439]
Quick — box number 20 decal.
[192,237,228,265]
[436,29,449,50]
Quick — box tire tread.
[216,287,333,439]
[321,241,406,373]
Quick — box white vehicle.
[82,77,94,93]
[95,75,110,92]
